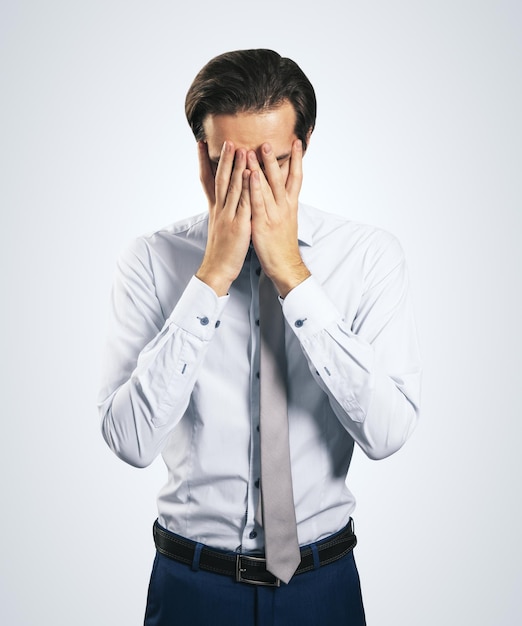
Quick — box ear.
[303,127,313,153]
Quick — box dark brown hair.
[185,49,316,150]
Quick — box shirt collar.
[297,203,314,247]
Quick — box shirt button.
[256,371,260,379]
[255,319,260,326]
[249,530,257,539]
[256,424,260,432]
[215,320,221,328]
[199,316,209,326]
[255,267,261,276]
[255,478,260,488]
[295,319,305,328]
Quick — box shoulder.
[299,203,404,264]
[118,212,208,271]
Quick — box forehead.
[203,101,297,158]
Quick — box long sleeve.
[98,239,228,468]
[282,233,421,460]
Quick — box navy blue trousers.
[144,533,366,625]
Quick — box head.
[185,49,316,151]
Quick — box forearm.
[309,346,420,459]
[283,275,422,459]
[99,275,227,467]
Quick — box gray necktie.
[257,271,301,584]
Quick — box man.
[98,49,421,625]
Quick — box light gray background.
[1,1,520,624]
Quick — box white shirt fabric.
[98,203,422,553]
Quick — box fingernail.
[263,143,271,154]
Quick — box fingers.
[201,138,301,219]
[246,148,273,193]
[245,149,272,218]
[215,140,236,209]
[249,170,265,219]
[198,141,216,206]
[285,139,303,203]
[237,169,251,218]
[222,148,248,213]
[257,143,286,204]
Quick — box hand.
[196,141,252,296]
[248,140,310,297]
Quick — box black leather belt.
[153,519,357,587]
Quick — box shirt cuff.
[168,276,229,340]
[282,275,342,340]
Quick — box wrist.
[268,261,311,298]
[195,265,233,297]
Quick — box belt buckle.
[235,554,280,587]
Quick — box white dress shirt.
[98,203,421,553]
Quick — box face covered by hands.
[196,101,311,297]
